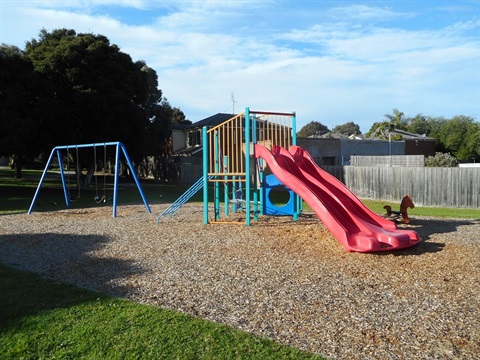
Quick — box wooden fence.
[326,166,480,208]
[179,158,480,208]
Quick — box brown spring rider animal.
[383,195,415,224]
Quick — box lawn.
[0,264,322,359]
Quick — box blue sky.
[1,0,479,132]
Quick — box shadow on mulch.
[0,232,146,330]
[385,217,478,256]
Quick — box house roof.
[171,123,191,131]
[190,113,236,129]
[390,129,433,139]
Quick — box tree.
[332,122,361,136]
[383,108,408,129]
[465,122,480,162]
[366,109,410,140]
[297,121,330,138]
[406,114,432,136]
[0,44,40,178]
[25,29,154,153]
[171,108,191,125]
[21,28,174,187]
[429,115,478,160]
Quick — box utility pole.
[231,93,236,114]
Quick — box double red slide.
[254,144,420,252]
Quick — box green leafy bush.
[425,152,458,167]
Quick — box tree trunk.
[14,156,23,179]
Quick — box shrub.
[425,152,458,167]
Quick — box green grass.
[361,199,480,219]
[2,166,479,219]
[0,167,201,214]
[0,264,323,359]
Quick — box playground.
[1,204,479,359]
[1,109,479,358]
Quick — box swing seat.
[229,190,246,207]
[94,195,106,204]
[229,190,254,210]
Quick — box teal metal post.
[214,131,220,220]
[245,107,251,226]
[203,126,209,224]
[224,156,229,216]
[291,111,300,221]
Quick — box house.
[174,111,294,183]
[171,123,190,153]
[174,112,293,157]
[297,128,436,166]
[172,113,235,156]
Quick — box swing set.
[28,141,151,217]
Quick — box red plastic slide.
[254,144,420,252]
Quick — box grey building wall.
[340,139,404,164]
[296,138,341,165]
[297,138,405,166]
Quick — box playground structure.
[383,195,415,224]
[28,141,151,217]
[159,107,420,252]
[202,108,299,225]
[157,109,298,222]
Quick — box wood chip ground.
[1,204,479,359]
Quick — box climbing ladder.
[157,175,213,222]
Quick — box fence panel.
[343,166,480,208]
[179,157,203,184]
[179,160,480,208]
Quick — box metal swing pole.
[93,144,99,202]
[28,147,58,213]
[58,148,71,208]
[119,142,151,216]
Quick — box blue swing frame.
[27,141,151,217]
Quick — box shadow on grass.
[0,232,145,331]
[0,263,104,331]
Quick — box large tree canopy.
[296,121,330,138]
[24,29,156,153]
[428,115,479,161]
[332,122,361,136]
[1,28,186,181]
[365,109,408,140]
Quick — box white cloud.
[329,4,415,22]
[446,17,480,32]
[1,0,478,131]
